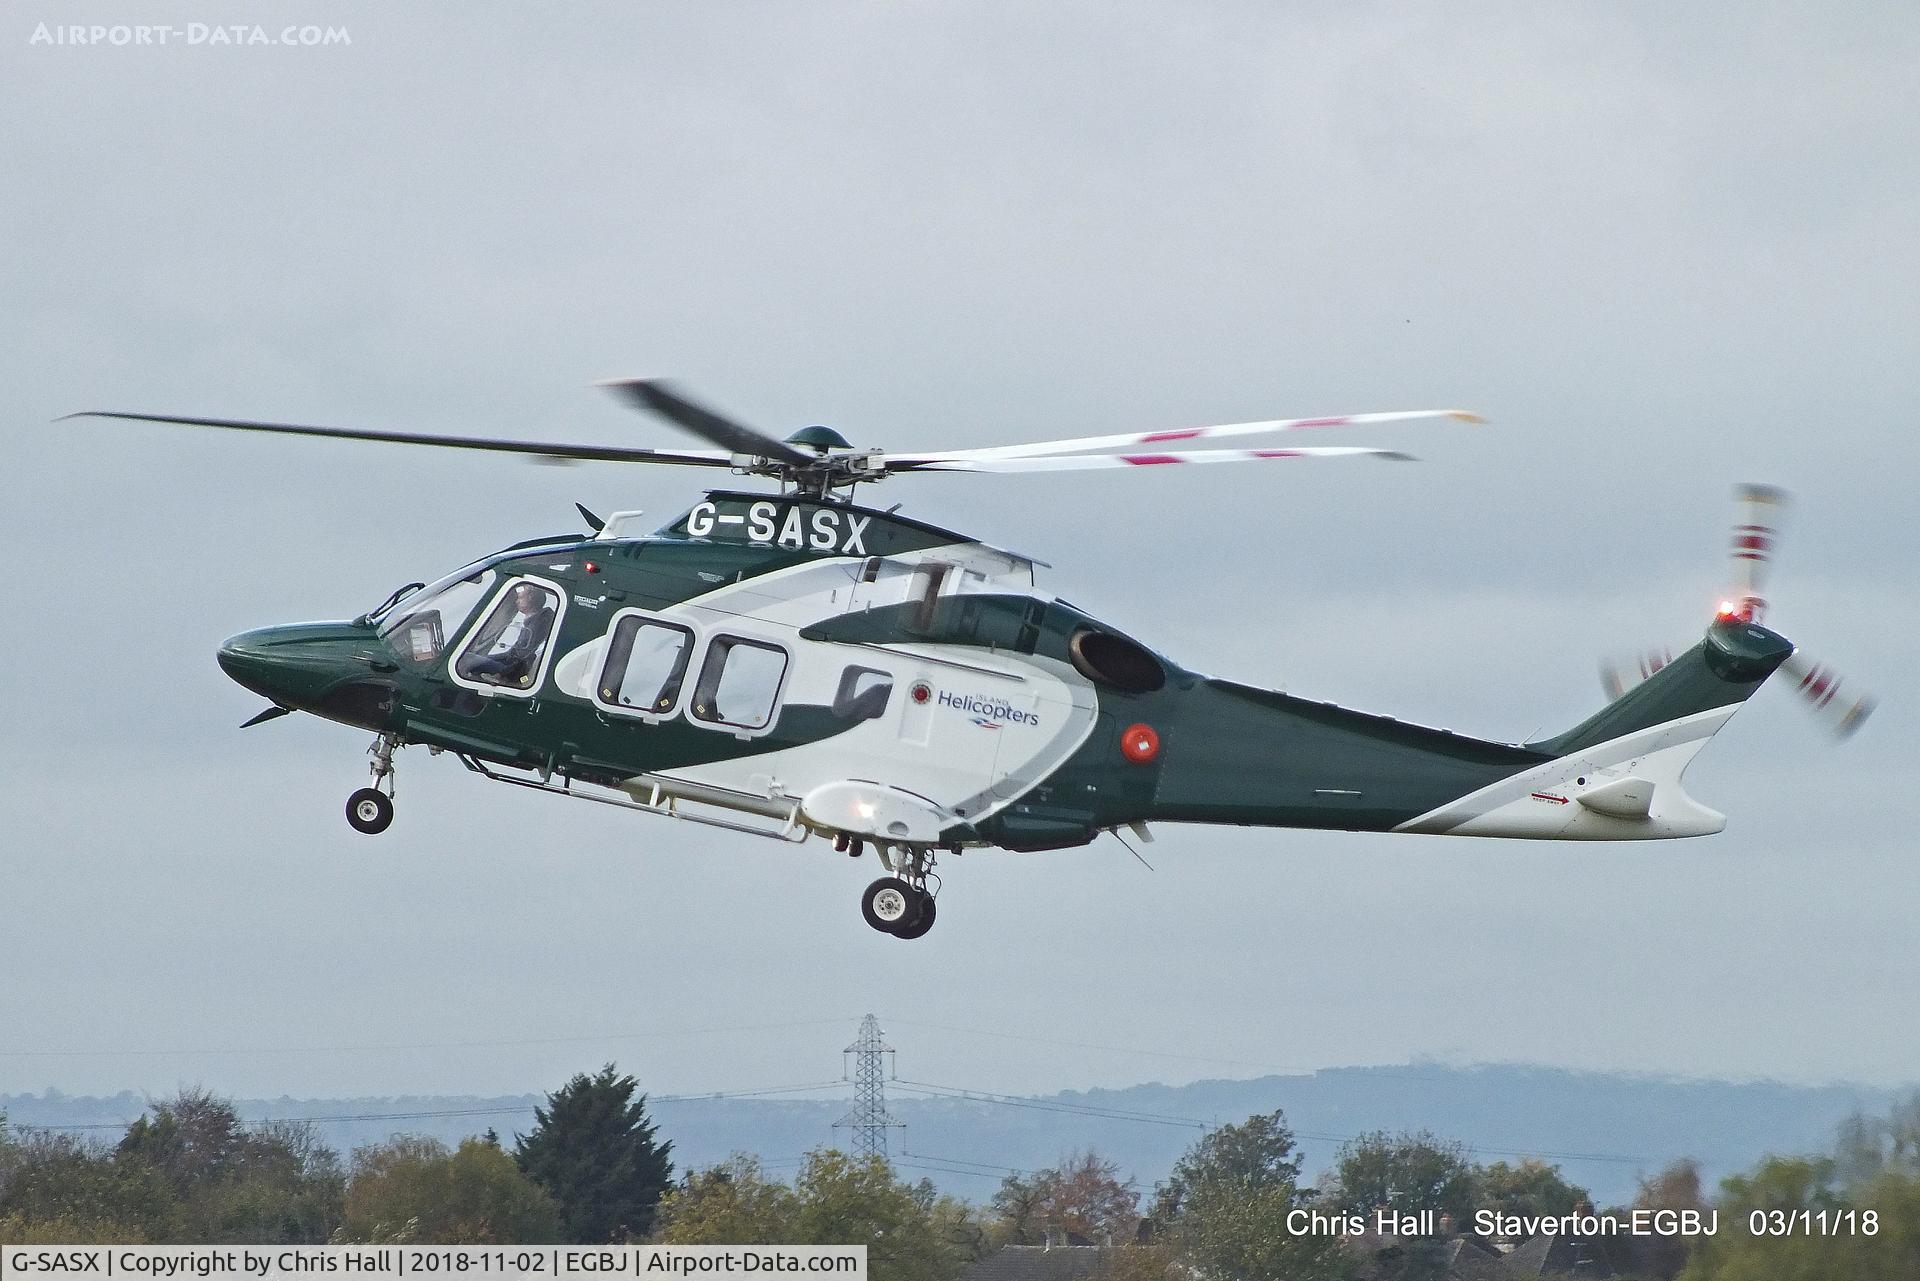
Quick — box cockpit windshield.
[378,563,499,663]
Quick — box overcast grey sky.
[3,2,1915,1108]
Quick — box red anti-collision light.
[585,561,600,574]
[1121,723,1160,763]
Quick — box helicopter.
[70,383,1873,938]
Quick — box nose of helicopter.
[217,621,395,725]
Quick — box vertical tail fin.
[1531,619,1793,757]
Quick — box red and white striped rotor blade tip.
[1726,483,1790,623]
[887,408,1482,465]
[1781,651,1874,739]
[898,446,1414,473]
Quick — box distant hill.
[4,1064,1899,1206]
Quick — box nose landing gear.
[346,787,393,834]
[346,734,400,835]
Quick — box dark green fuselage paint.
[217,492,1792,852]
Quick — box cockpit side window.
[379,568,498,664]
[598,615,695,715]
[690,637,789,732]
[452,580,562,692]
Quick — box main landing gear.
[860,847,939,939]
[346,734,399,835]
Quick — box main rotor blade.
[62,410,736,468]
[893,446,1413,473]
[1780,650,1874,739]
[598,379,813,466]
[887,408,1481,465]
[1726,483,1790,622]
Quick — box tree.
[1034,1152,1140,1245]
[1152,1110,1304,1223]
[515,1065,673,1242]
[653,1150,978,1279]
[339,1136,560,1243]
[1474,1159,1588,1221]
[652,1156,800,1244]
[1677,1156,1852,1281]
[1149,1113,1348,1281]
[1325,1130,1476,1225]
[1632,1158,1710,1280]
[0,1130,174,1243]
[1833,1092,1920,1187]
[990,1172,1048,1246]
[0,1092,340,1245]
[791,1150,973,1279]
[114,1091,342,1243]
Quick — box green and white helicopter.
[73,384,1871,938]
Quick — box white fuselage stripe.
[1392,706,1735,835]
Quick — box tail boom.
[1395,619,1793,840]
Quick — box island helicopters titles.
[71,382,1873,938]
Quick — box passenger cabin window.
[599,616,694,713]
[833,666,893,722]
[453,581,561,691]
[691,637,788,731]
[379,569,497,663]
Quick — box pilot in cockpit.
[462,582,556,687]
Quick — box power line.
[883,1017,1324,1076]
[895,1159,1017,1184]
[7,1081,850,1135]
[899,1150,1036,1180]
[881,1016,1520,1087]
[893,1079,1209,1130]
[0,1018,854,1059]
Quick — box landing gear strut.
[860,847,939,938]
[347,734,399,835]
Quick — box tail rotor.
[1600,484,1874,739]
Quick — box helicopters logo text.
[685,500,872,554]
[939,690,1039,729]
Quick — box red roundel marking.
[1121,723,1160,764]
[910,682,933,705]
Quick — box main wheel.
[892,895,936,939]
[346,787,394,834]
[861,877,919,934]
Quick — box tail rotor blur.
[1779,651,1876,739]
[1723,482,1788,624]
[1600,484,1873,739]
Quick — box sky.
[2,2,1916,1115]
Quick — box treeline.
[0,1065,666,1245]
[5,1071,1919,1280]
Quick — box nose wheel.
[347,733,400,835]
[346,788,394,834]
